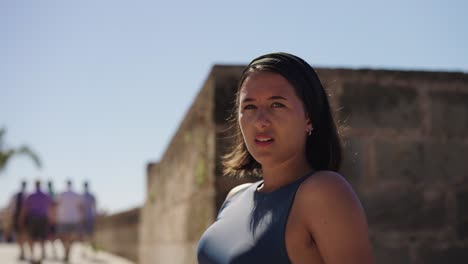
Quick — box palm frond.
[0,127,5,150]
[16,146,42,169]
[0,128,42,174]
[0,150,14,171]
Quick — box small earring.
[307,128,313,136]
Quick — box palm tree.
[0,127,42,173]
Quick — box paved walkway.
[0,242,134,264]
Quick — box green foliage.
[0,127,42,173]
[149,191,155,204]
[184,131,192,143]
[196,159,206,185]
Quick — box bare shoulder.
[296,170,358,204]
[225,182,255,201]
[294,170,365,231]
[294,171,374,263]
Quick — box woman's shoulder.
[293,172,374,263]
[301,170,351,190]
[296,170,360,210]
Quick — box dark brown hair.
[223,52,342,177]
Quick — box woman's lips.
[254,134,274,147]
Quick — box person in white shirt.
[56,180,83,263]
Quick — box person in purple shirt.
[20,179,52,263]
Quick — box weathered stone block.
[376,141,425,182]
[214,77,239,124]
[430,91,468,137]
[456,190,468,239]
[376,141,468,182]
[362,191,445,231]
[424,142,468,181]
[185,192,216,242]
[372,245,411,264]
[340,83,420,129]
[339,137,364,187]
[153,203,187,241]
[151,243,198,264]
[95,208,140,262]
[417,245,468,264]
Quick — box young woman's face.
[238,72,311,167]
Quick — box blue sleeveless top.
[197,174,311,264]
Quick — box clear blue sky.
[1,0,467,213]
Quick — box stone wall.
[95,207,140,262]
[327,69,468,264]
[140,65,468,264]
[139,69,218,264]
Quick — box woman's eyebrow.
[269,95,287,100]
[241,95,287,103]
[241,98,255,103]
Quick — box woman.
[197,52,374,264]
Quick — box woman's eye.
[243,104,257,110]
[271,102,285,108]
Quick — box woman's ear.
[305,117,313,136]
[306,116,313,131]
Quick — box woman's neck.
[258,158,313,193]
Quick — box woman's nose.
[254,108,271,129]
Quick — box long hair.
[223,52,342,177]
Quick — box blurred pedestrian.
[81,181,97,258]
[20,179,52,263]
[46,180,59,259]
[7,180,28,260]
[56,180,83,263]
